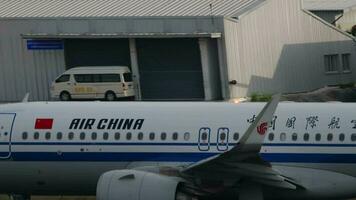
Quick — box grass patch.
[250,93,272,102]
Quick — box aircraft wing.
[182,94,302,190]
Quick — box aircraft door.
[0,114,15,159]
[198,128,211,151]
[217,128,229,151]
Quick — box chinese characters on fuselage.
[246,115,356,130]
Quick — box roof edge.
[302,8,356,41]
[232,0,267,19]
[21,32,222,39]
[0,15,225,21]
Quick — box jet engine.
[96,169,193,200]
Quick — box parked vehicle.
[50,66,135,101]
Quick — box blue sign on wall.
[27,40,64,50]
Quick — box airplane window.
[184,132,190,141]
[220,132,227,141]
[172,132,178,141]
[280,133,286,141]
[57,132,63,140]
[34,132,40,140]
[327,133,333,141]
[315,133,321,141]
[202,132,208,141]
[68,132,74,140]
[303,133,309,141]
[114,132,120,140]
[149,132,155,140]
[292,133,298,141]
[80,132,86,140]
[91,132,97,140]
[268,133,274,141]
[126,132,132,140]
[45,132,51,140]
[137,132,143,140]
[339,133,345,142]
[352,134,356,142]
[233,133,239,141]
[22,132,28,140]
[161,132,167,140]
[103,132,109,140]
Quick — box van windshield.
[123,73,133,82]
[55,75,70,83]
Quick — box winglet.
[22,93,30,102]
[235,93,281,152]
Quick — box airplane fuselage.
[1,102,356,199]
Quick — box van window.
[90,74,121,83]
[123,73,133,82]
[74,74,93,83]
[101,74,121,82]
[56,75,70,83]
[93,74,102,82]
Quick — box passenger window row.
[268,132,355,142]
[23,131,354,143]
[22,131,241,142]
[21,131,189,141]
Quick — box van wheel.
[105,91,116,101]
[60,92,71,101]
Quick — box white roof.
[0,0,263,18]
[65,66,130,73]
[304,0,356,11]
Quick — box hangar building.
[0,0,355,101]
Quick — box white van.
[50,66,135,101]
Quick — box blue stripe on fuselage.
[2,142,356,163]
[2,142,356,147]
[10,152,216,162]
[1,152,356,163]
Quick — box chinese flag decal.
[257,122,268,135]
[35,118,54,129]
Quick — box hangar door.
[64,39,131,69]
[137,39,204,100]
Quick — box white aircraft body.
[1,95,356,200]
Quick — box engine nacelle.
[97,170,185,200]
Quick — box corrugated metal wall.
[0,20,65,101]
[224,0,356,98]
[0,17,224,101]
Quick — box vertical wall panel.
[199,38,222,100]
